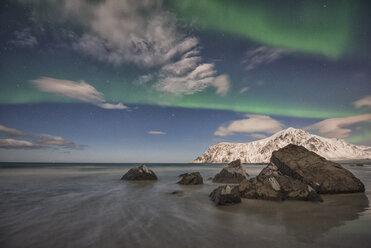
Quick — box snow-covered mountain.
[193,127,371,163]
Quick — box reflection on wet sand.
[221,193,369,244]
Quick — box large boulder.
[270,144,365,194]
[177,172,203,185]
[121,164,157,180]
[209,185,241,205]
[238,163,322,202]
[212,159,248,184]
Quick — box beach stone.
[170,190,184,196]
[209,185,241,205]
[270,144,365,194]
[177,172,203,185]
[121,164,157,180]
[212,159,248,184]
[238,163,322,202]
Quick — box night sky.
[0,0,370,162]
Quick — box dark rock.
[170,190,184,196]
[121,164,157,180]
[238,163,322,202]
[207,177,213,181]
[209,185,241,205]
[270,144,365,194]
[212,159,248,184]
[177,172,203,185]
[356,163,364,167]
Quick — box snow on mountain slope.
[193,127,371,163]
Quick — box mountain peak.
[193,128,371,163]
[276,127,308,135]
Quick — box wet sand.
[0,163,370,248]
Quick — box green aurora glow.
[169,0,354,59]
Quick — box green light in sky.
[169,0,354,59]
[345,129,371,145]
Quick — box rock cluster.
[121,164,157,180]
[209,144,365,205]
[177,172,203,185]
[212,159,248,184]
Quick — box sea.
[0,162,370,248]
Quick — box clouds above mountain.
[30,77,128,109]
[306,114,371,138]
[214,114,284,136]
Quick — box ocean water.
[0,163,370,248]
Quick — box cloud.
[0,124,86,150]
[215,115,284,136]
[242,46,288,71]
[134,74,154,85]
[25,0,229,97]
[64,0,201,68]
[239,87,249,94]
[9,28,38,47]
[148,131,166,135]
[0,139,40,149]
[35,135,85,150]
[0,125,28,137]
[305,114,371,138]
[152,54,231,96]
[249,133,267,139]
[212,75,230,96]
[353,95,371,109]
[30,77,128,109]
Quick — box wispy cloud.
[0,124,86,150]
[30,77,128,110]
[305,114,371,138]
[148,130,166,135]
[353,95,371,109]
[242,46,288,71]
[212,75,230,96]
[26,0,229,97]
[70,0,198,68]
[239,87,249,94]
[249,133,267,139]
[215,114,284,136]
[9,28,38,47]
[0,139,40,149]
[0,125,27,137]
[35,135,85,150]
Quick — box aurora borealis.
[0,0,370,162]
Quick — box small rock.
[170,190,184,196]
[121,164,157,180]
[209,185,241,205]
[212,159,248,184]
[177,172,203,185]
